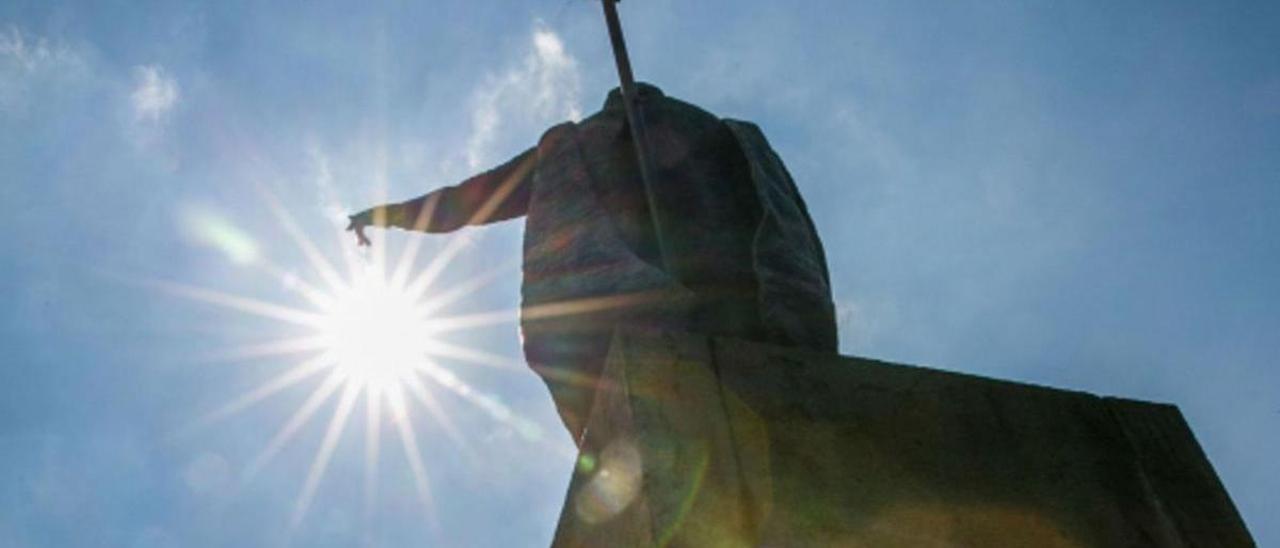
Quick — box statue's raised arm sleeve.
[394,147,536,233]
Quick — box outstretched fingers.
[354,225,371,247]
[346,217,372,247]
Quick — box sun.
[318,269,433,392]
[157,188,559,531]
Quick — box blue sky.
[2,1,1277,546]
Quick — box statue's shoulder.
[543,120,580,138]
[720,118,782,165]
[721,118,767,142]
[536,121,581,153]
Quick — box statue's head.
[604,82,665,111]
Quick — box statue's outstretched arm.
[347,147,536,244]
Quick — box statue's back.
[520,85,837,439]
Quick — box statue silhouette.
[349,84,836,441]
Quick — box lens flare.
[574,439,643,524]
[180,205,260,265]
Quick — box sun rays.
[159,189,552,530]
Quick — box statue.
[348,83,837,442]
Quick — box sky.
[2,1,1278,546]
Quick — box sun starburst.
[159,187,554,530]
[318,269,433,392]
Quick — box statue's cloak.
[520,87,836,438]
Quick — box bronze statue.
[349,83,836,441]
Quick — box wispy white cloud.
[124,64,181,165]
[2,26,65,70]
[0,26,89,113]
[130,64,179,122]
[465,24,582,169]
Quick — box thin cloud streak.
[465,25,582,170]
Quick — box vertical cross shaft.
[601,0,671,273]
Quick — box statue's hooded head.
[603,82,665,111]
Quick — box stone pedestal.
[551,329,1253,547]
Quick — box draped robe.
[393,84,836,440]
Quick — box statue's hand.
[346,205,404,247]
[346,211,374,247]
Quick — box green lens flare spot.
[577,453,597,474]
